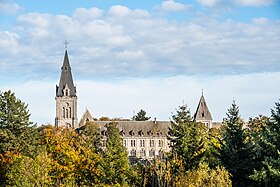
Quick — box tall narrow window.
[63,107,65,118]
[159,140,164,147]
[66,109,68,118]
[140,140,145,147]
[131,140,136,147]
[69,107,71,118]
[150,140,154,147]
[66,89,69,96]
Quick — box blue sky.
[0,0,280,124]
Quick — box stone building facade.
[55,50,216,159]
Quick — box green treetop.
[134,109,151,121]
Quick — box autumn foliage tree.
[0,90,38,185]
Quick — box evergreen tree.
[169,104,207,170]
[77,121,102,153]
[101,122,132,186]
[221,101,253,186]
[250,101,280,186]
[0,90,37,185]
[134,109,151,121]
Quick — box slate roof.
[56,50,76,97]
[95,121,171,138]
[194,94,213,121]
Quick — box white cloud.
[0,5,279,81]
[0,31,19,55]
[0,0,21,15]
[73,7,103,21]
[106,35,133,47]
[117,50,145,61]
[197,0,275,7]
[160,0,192,12]
[1,72,279,125]
[197,0,222,7]
[108,5,131,17]
[233,0,275,6]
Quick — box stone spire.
[194,93,213,128]
[55,49,78,129]
[56,50,76,97]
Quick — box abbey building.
[55,49,217,160]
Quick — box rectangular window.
[140,140,145,147]
[150,140,154,147]
[131,140,136,147]
[123,140,127,147]
[159,140,164,147]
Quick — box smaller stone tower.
[55,49,78,129]
[194,92,213,128]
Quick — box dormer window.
[157,131,162,136]
[120,130,125,136]
[147,130,153,136]
[65,89,69,96]
[138,130,144,136]
[129,130,135,136]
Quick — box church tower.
[55,49,78,129]
[194,92,213,128]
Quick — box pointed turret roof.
[79,109,94,127]
[56,50,76,97]
[194,94,213,121]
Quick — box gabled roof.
[56,50,76,97]
[79,109,94,127]
[194,94,213,121]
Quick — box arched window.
[62,107,65,118]
[66,109,68,118]
[65,89,69,96]
[69,107,71,118]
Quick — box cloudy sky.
[0,0,280,125]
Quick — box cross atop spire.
[63,40,69,50]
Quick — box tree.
[6,152,52,187]
[0,90,33,131]
[134,109,151,121]
[221,101,254,186]
[77,121,102,153]
[100,122,132,186]
[203,128,222,168]
[250,101,280,186]
[169,104,207,170]
[0,90,37,185]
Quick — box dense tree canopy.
[1,90,280,187]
